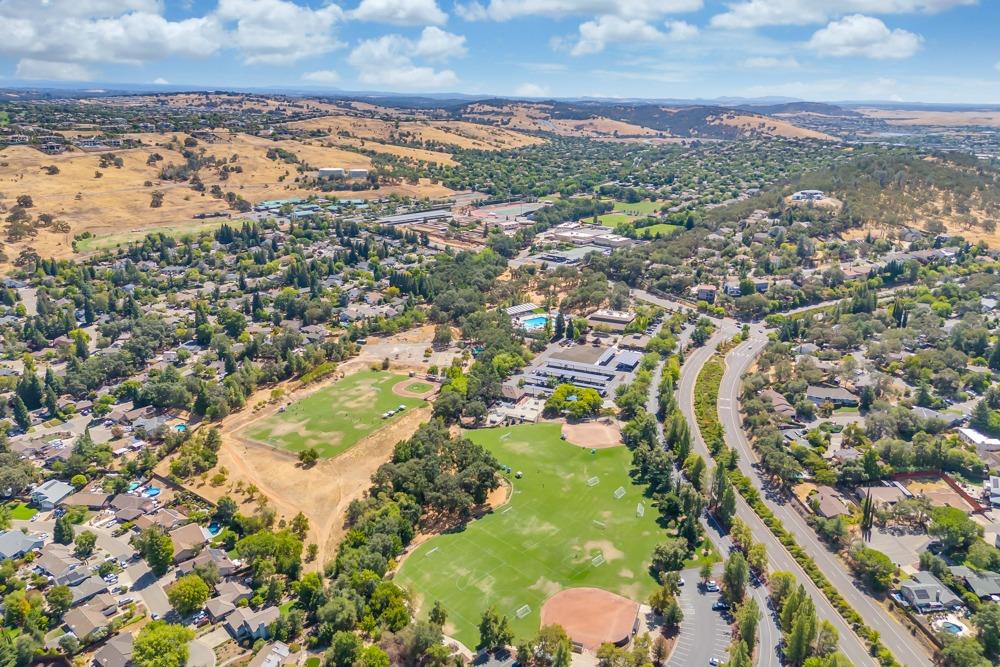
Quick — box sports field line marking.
[515,604,531,619]
[592,519,606,529]
[425,547,439,557]
[591,553,605,567]
[500,506,512,514]
[613,486,626,499]
[586,476,600,487]
[500,432,512,440]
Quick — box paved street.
[720,332,935,667]
[677,323,877,666]
[643,318,780,666]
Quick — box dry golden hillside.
[711,113,837,141]
[284,114,543,153]
[0,130,452,263]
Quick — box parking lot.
[667,567,732,666]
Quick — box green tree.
[429,600,447,627]
[940,636,990,667]
[135,527,174,576]
[477,607,513,651]
[45,584,73,618]
[973,603,1000,660]
[736,597,760,654]
[73,530,97,558]
[930,506,982,552]
[54,513,74,545]
[356,646,390,667]
[133,622,193,667]
[722,552,749,605]
[12,395,31,430]
[298,448,319,467]
[728,640,752,667]
[325,631,362,667]
[848,543,895,591]
[167,574,210,616]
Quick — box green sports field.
[598,199,665,227]
[394,423,663,646]
[241,370,425,458]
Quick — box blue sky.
[1,0,999,103]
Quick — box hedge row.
[692,357,900,667]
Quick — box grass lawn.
[635,223,682,238]
[6,502,38,521]
[75,220,230,253]
[404,381,434,394]
[597,212,633,227]
[395,423,664,647]
[242,369,425,458]
[0,111,9,126]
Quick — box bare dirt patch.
[392,379,438,399]
[561,420,622,449]
[540,588,639,651]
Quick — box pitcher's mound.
[540,588,638,651]
[561,420,621,449]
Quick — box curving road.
[643,317,780,667]
[676,322,877,666]
[719,331,935,667]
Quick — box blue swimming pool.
[142,487,161,498]
[940,621,963,635]
[521,315,549,330]
[208,522,221,535]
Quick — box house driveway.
[188,638,216,667]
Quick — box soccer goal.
[636,503,645,518]
[613,486,626,499]
[586,476,600,487]
[591,553,605,567]
[515,605,531,619]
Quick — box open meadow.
[240,369,427,458]
[394,422,663,647]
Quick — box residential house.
[899,571,963,613]
[0,530,44,560]
[224,606,280,641]
[31,479,75,509]
[169,523,209,563]
[70,576,110,606]
[808,486,850,519]
[64,594,117,640]
[693,284,717,303]
[216,581,252,605]
[248,642,296,667]
[958,427,1000,457]
[94,632,133,667]
[62,491,112,510]
[805,385,859,407]
[761,389,797,422]
[205,597,236,622]
[948,565,1000,600]
[177,548,239,577]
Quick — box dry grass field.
[858,108,1000,127]
[712,113,837,140]
[0,128,453,264]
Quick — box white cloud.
[414,26,467,61]
[16,59,94,81]
[711,0,975,30]
[515,82,550,96]
[152,77,170,84]
[455,1,489,20]
[807,15,922,59]
[742,56,801,68]
[479,0,703,21]
[572,16,665,56]
[349,28,465,89]
[0,5,224,73]
[664,20,698,40]
[350,0,447,25]
[215,0,344,65]
[302,69,341,83]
